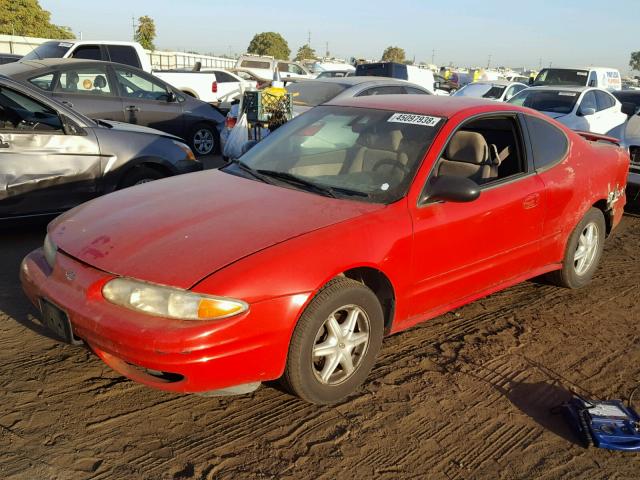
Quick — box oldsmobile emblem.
[65,270,76,281]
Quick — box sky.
[41,0,639,74]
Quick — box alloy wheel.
[193,128,214,155]
[573,222,599,276]
[311,304,370,385]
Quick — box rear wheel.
[282,277,384,405]
[189,123,219,156]
[547,208,605,289]
[119,166,165,189]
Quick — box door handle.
[523,193,540,209]
[0,136,9,149]
[125,105,140,112]
[61,100,74,108]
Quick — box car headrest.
[66,71,79,84]
[445,131,489,164]
[94,75,107,89]
[357,129,403,151]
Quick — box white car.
[508,86,632,135]
[452,80,528,102]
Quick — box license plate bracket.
[39,299,82,345]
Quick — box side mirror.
[528,77,534,85]
[433,81,441,90]
[422,175,481,204]
[60,115,84,136]
[621,101,636,116]
[167,91,177,103]
[579,106,596,117]
[588,79,597,87]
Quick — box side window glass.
[114,67,169,100]
[58,66,113,95]
[0,86,62,132]
[581,91,597,112]
[405,87,429,95]
[215,72,236,83]
[595,91,615,111]
[525,114,568,170]
[107,45,141,69]
[29,73,56,91]
[358,86,405,97]
[434,116,526,186]
[71,45,102,60]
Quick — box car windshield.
[534,68,589,87]
[454,83,506,99]
[23,41,72,60]
[508,89,579,114]
[226,105,444,204]
[286,82,348,107]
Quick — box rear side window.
[57,66,113,95]
[358,86,406,96]
[524,115,568,170]
[405,87,429,95]
[71,45,102,60]
[214,71,237,83]
[107,45,141,68]
[595,91,615,111]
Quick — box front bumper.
[20,248,302,394]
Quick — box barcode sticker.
[388,113,441,127]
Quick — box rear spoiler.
[576,131,620,146]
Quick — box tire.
[282,277,384,405]
[189,123,219,156]
[547,208,606,289]
[118,166,165,189]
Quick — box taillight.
[225,116,237,129]
[212,81,218,93]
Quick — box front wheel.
[189,123,219,156]
[547,208,606,289]
[282,277,384,405]
[118,166,165,189]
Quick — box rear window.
[23,41,72,60]
[508,89,579,114]
[534,68,589,87]
[241,60,271,69]
[524,115,569,170]
[107,45,141,68]
[286,82,348,107]
[454,83,506,99]
[355,63,408,80]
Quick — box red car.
[21,96,629,404]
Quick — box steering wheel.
[372,159,411,176]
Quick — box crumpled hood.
[49,169,382,289]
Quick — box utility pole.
[487,54,492,69]
[431,48,435,65]
[538,57,542,70]
[325,41,329,58]
[308,30,311,47]
[131,16,137,40]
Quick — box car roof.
[466,80,524,87]
[326,94,522,117]
[0,58,144,77]
[523,85,593,93]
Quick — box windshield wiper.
[256,170,370,199]
[228,159,272,184]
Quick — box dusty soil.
[1,214,639,480]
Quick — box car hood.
[93,119,181,140]
[619,115,640,146]
[49,169,382,289]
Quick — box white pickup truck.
[153,69,257,109]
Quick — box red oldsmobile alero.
[20,96,629,404]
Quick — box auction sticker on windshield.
[388,113,441,127]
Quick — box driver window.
[581,91,597,112]
[58,66,113,95]
[114,67,169,101]
[0,86,63,132]
[432,115,526,187]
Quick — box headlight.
[43,233,57,268]
[102,277,248,320]
[172,140,196,161]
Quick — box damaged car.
[21,95,629,404]
[0,75,201,220]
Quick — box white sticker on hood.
[558,92,578,96]
[388,113,441,127]
[58,42,73,47]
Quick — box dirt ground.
[1,211,639,480]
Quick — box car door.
[112,66,184,137]
[0,83,102,218]
[594,90,626,134]
[52,64,125,121]
[407,113,546,317]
